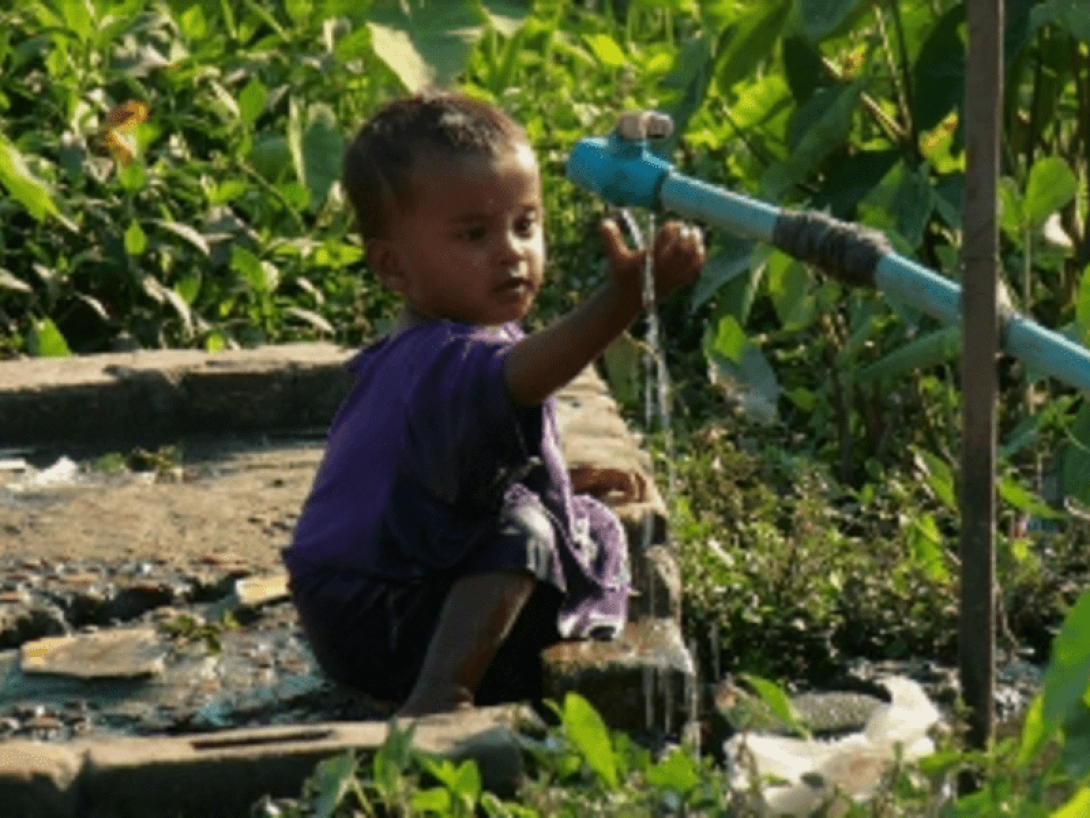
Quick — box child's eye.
[461,226,487,241]
[515,213,538,237]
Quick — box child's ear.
[366,239,408,293]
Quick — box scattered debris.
[725,677,941,817]
[235,573,290,608]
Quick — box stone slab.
[0,706,529,818]
[0,741,82,818]
[20,629,167,678]
[541,618,695,734]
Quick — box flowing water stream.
[616,207,699,751]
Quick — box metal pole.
[960,0,1002,752]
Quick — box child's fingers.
[599,218,643,269]
[654,221,705,268]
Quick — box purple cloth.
[283,319,629,639]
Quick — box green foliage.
[262,618,1090,816]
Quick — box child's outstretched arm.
[504,219,704,407]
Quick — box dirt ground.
[0,435,324,572]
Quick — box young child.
[282,90,704,717]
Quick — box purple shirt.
[284,320,629,638]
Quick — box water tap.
[566,110,676,209]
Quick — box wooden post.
[960,0,1002,751]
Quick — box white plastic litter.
[5,456,81,492]
[725,677,941,817]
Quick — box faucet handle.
[616,111,674,141]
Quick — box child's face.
[374,142,545,327]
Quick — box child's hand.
[600,218,705,303]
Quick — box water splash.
[615,208,677,555]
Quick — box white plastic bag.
[725,677,940,817]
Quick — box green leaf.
[480,0,532,37]
[562,693,618,789]
[1017,692,1051,766]
[28,318,71,357]
[1061,404,1090,507]
[812,149,900,219]
[0,134,66,224]
[302,104,344,210]
[799,0,866,43]
[858,326,960,383]
[58,0,94,42]
[176,271,201,306]
[912,4,966,132]
[998,475,1062,519]
[914,448,957,511]
[367,0,487,91]
[707,341,782,424]
[711,314,746,363]
[249,133,292,182]
[601,332,643,406]
[0,269,33,293]
[857,160,934,250]
[1060,702,1090,779]
[584,33,626,68]
[118,162,146,192]
[688,238,754,312]
[238,78,267,126]
[285,307,334,334]
[716,0,792,90]
[1030,0,1090,42]
[1040,591,1090,730]
[311,752,357,818]
[1052,786,1090,818]
[232,246,268,293]
[179,3,208,40]
[740,674,810,738]
[1024,156,1078,229]
[1078,264,1090,344]
[782,35,824,103]
[645,747,700,794]
[152,220,210,256]
[287,97,305,189]
[761,79,867,201]
[411,788,452,813]
[906,512,951,583]
[124,221,147,255]
[766,251,814,330]
[998,176,1025,238]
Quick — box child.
[282,90,704,717]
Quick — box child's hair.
[343,89,529,242]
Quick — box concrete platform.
[0,344,353,448]
[0,707,530,818]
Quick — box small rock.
[24,713,63,732]
[20,627,167,678]
[235,573,289,607]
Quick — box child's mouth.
[496,279,531,294]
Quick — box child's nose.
[496,229,527,261]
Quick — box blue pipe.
[566,134,1090,391]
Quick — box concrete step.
[0,706,529,818]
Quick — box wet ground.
[0,438,1046,750]
[0,435,395,744]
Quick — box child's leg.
[398,570,535,716]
